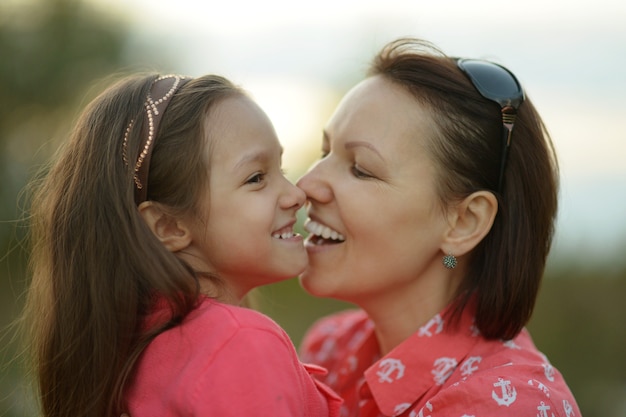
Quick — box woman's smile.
[304,219,346,245]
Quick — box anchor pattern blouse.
[300,301,581,417]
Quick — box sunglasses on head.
[456,58,525,192]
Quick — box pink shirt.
[126,297,341,416]
[300,302,581,417]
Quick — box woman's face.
[297,75,451,306]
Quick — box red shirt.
[126,297,341,416]
[300,302,581,417]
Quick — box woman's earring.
[442,254,457,269]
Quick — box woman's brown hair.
[22,73,243,416]
[369,38,559,340]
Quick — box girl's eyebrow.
[233,146,284,171]
[234,150,268,170]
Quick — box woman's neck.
[362,270,462,356]
[369,294,445,355]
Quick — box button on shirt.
[300,302,581,417]
[127,296,341,416]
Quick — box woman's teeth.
[304,220,345,242]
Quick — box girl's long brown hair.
[22,73,243,416]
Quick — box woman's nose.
[296,161,333,204]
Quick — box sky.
[91,0,626,263]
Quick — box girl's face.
[186,95,307,301]
[297,76,451,307]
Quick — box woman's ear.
[138,201,192,253]
[442,191,498,256]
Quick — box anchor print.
[460,356,482,376]
[491,377,517,406]
[536,401,555,417]
[394,403,411,415]
[418,314,444,337]
[563,399,575,417]
[432,357,457,385]
[543,363,555,382]
[376,358,405,383]
[409,401,433,417]
[527,379,551,397]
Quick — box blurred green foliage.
[527,267,626,417]
[0,0,165,415]
[1,0,128,229]
[1,1,624,416]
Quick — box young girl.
[23,74,340,417]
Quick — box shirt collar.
[361,301,481,416]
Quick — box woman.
[298,38,581,416]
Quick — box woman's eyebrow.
[344,140,384,161]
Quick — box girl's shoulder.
[188,297,290,338]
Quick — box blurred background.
[1,0,624,415]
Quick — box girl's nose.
[281,179,307,210]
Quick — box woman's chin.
[298,271,336,299]
[297,271,320,295]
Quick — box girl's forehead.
[204,97,281,166]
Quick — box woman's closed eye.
[351,164,375,179]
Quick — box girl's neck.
[198,277,243,305]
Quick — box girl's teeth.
[273,232,294,239]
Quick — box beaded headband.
[122,74,191,205]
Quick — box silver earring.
[442,254,457,269]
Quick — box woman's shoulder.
[300,308,371,359]
[420,367,580,417]
[422,330,581,416]
[305,309,370,338]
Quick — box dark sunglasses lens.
[457,59,524,108]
